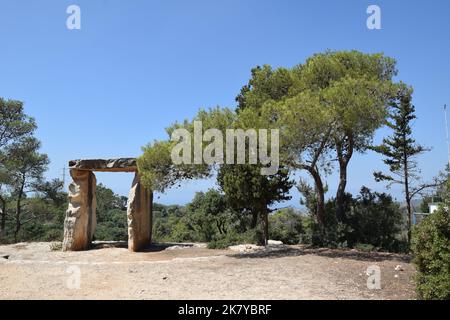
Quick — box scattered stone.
[193,243,208,249]
[394,274,399,278]
[228,244,263,253]
[395,265,404,272]
[165,243,207,250]
[268,240,283,246]
[165,243,196,250]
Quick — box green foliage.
[185,190,232,242]
[138,107,235,193]
[0,98,36,153]
[346,187,405,250]
[236,65,293,112]
[152,204,187,241]
[152,189,242,244]
[268,208,303,244]
[373,84,426,180]
[95,209,128,242]
[412,206,450,300]
[372,83,429,243]
[137,140,211,193]
[218,164,294,243]
[94,184,129,242]
[301,187,406,251]
[354,243,376,252]
[235,51,399,226]
[0,193,66,244]
[207,229,260,249]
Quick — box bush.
[95,209,128,241]
[50,242,62,251]
[304,187,405,251]
[269,208,303,245]
[305,201,349,248]
[207,229,259,249]
[412,206,450,300]
[354,243,377,252]
[346,188,404,251]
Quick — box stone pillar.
[62,170,97,251]
[127,172,152,252]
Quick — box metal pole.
[445,104,450,170]
[62,165,66,190]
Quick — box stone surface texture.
[68,158,137,172]
[127,172,153,252]
[62,170,97,251]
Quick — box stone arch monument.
[62,158,153,252]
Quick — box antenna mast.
[62,165,66,190]
[445,104,450,170]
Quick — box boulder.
[268,240,284,246]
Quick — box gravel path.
[0,242,416,300]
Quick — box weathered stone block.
[68,158,137,172]
[62,170,97,251]
[127,172,153,252]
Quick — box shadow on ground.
[89,241,198,253]
[228,245,412,263]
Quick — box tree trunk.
[216,221,224,234]
[0,195,6,238]
[403,148,412,245]
[307,167,326,227]
[335,160,348,221]
[261,208,269,246]
[251,211,258,229]
[14,177,26,243]
[335,133,354,222]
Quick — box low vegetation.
[412,181,450,300]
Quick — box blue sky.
[1,0,449,207]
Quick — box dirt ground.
[0,242,416,300]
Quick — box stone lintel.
[68,158,137,172]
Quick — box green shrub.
[412,206,450,300]
[94,209,128,241]
[269,208,303,245]
[354,243,377,252]
[306,201,349,248]
[50,242,62,251]
[207,229,259,249]
[346,188,404,250]
[303,187,405,251]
